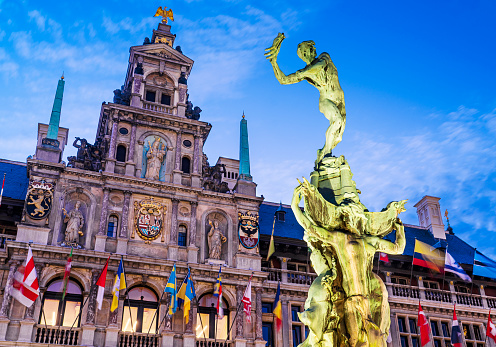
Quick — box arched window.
[195,293,230,340]
[40,279,83,327]
[107,215,118,237]
[122,287,158,333]
[181,157,191,174]
[116,145,127,162]
[178,225,187,247]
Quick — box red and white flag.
[96,257,109,310]
[11,246,39,307]
[417,302,431,347]
[379,252,389,263]
[487,309,496,342]
[242,275,253,323]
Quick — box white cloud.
[102,16,156,35]
[28,10,46,31]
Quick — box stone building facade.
[0,20,495,347]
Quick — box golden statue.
[266,33,408,346]
[154,6,174,24]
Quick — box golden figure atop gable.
[133,198,166,243]
[154,6,174,24]
[25,180,54,220]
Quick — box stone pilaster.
[173,132,183,184]
[106,118,119,173]
[185,305,194,333]
[255,287,263,341]
[95,188,110,251]
[236,285,244,338]
[193,135,200,174]
[0,261,19,341]
[187,202,199,263]
[119,191,131,238]
[168,199,179,261]
[125,122,138,176]
[85,270,99,325]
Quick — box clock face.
[135,201,164,241]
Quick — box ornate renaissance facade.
[0,20,494,347]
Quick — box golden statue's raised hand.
[264,33,285,61]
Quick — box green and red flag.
[61,248,73,300]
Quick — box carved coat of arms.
[238,211,259,249]
[133,199,166,242]
[25,181,54,220]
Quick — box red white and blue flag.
[451,305,462,347]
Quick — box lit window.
[39,279,83,327]
[108,215,118,238]
[122,287,158,333]
[196,294,229,340]
[178,225,187,247]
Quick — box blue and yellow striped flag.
[164,264,177,315]
[183,270,196,324]
[110,258,126,312]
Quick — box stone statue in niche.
[62,201,84,247]
[144,137,167,180]
[207,219,226,259]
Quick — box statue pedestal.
[81,325,96,346]
[187,246,198,263]
[104,326,119,347]
[94,234,107,252]
[205,258,225,266]
[161,332,174,347]
[18,319,35,342]
[16,224,50,245]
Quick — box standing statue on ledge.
[207,219,226,259]
[266,33,408,347]
[265,33,346,163]
[145,137,166,180]
[63,201,84,244]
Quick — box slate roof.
[0,160,28,201]
[261,201,477,266]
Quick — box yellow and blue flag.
[184,270,196,324]
[111,258,126,312]
[213,266,224,319]
[273,282,282,331]
[165,264,177,314]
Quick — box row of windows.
[106,215,187,246]
[397,315,486,347]
[223,171,238,179]
[115,146,192,175]
[145,90,171,106]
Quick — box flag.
[11,246,39,307]
[379,252,389,263]
[214,266,224,319]
[487,310,496,343]
[273,282,282,331]
[473,251,496,280]
[183,270,195,324]
[242,275,253,323]
[0,173,5,207]
[445,251,471,282]
[164,264,177,315]
[451,305,462,347]
[417,302,431,347]
[61,248,73,301]
[111,258,126,312]
[413,239,445,273]
[96,257,109,310]
[177,269,189,311]
[266,215,276,261]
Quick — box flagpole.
[189,271,208,344]
[121,256,136,339]
[64,255,111,344]
[225,277,251,342]
[146,282,166,339]
[37,290,49,344]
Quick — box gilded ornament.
[25,180,54,220]
[134,198,166,242]
[238,211,260,249]
[154,6,174,24]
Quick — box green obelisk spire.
[46,75,65,141]
[239,112,252,181]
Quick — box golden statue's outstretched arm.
[265,33,307,85]
[369,219,406,255]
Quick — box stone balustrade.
[262,267,317,285]
[34,325,80,345]
[142,101,173,115]
[118,332,159,347]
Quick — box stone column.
[236,285,245,338]
[282,299,289,347]
[481,285,489,309]
[95,188,110,251]
[418,276,426,301]
[117,191,131,254]
[168,199,179,261]
[125,122,137,176]
[106,117,119,173]
[255,287,263,340]
[85,270,99,325]
[187,202,198,263]
[278,257,290,284]
[191,135,201,188]
[173,132,182,184]
[0,261,19,340]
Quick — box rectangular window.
[61,300,81,327]
[400,336,407,347]
[160,94,171,105]
[431,321,440,336]
[441,322,450,337]
[178,232,187,247]
[263,323,273,347]
[292,326,302,347]
[291,306,300,322]
[409,318,417,334]
[145,90,156,102]
[107,221,116,237]
[411,336,418,347]
[398,317,406,333]
[262,302,272,314]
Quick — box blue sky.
[1,1,496,256]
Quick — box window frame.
[395,314,420,347]
[107,214,119,238]
[196,293,230,340]
[116,144,127,162]
[181,156,191,174]
[122,286,159,334]
[39,278,84,327]
[178,224,187,247]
